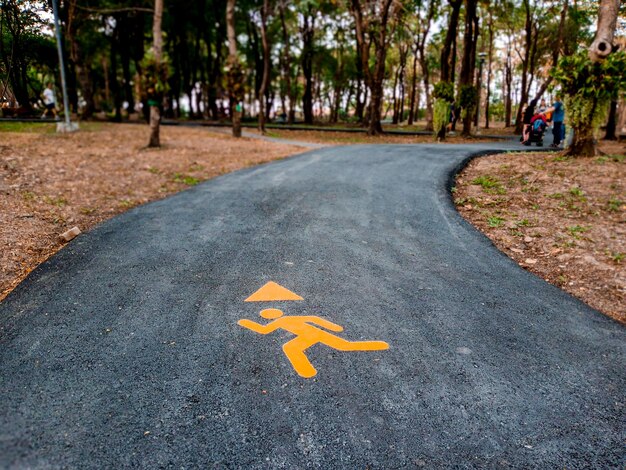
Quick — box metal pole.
[52,0,71,127]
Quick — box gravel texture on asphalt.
[1,144,624,468]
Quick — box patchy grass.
[455,147,626,324]
[1,123,305,301]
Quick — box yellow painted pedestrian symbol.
[239,282,389,378]
[245,281,303,302]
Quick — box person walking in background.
[547,94,565,147]
[41,82,57,119]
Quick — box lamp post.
[475,52,487,132]
[51,0,77,132]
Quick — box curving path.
[1,144,624,468]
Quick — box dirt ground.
[259,128,505,145]
[454,141,626,324]
[0,122,304,301]
[2,122,624,324]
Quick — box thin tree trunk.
[392,65,400,124]
[278,0,294,123]
[504,42,512,127]
[604,100,618,140]
[460,0,478,136]
[408,54,418,125]
[515,0,532,133]
[226,0,242,137]
[148,0,163,147]
[301,9,315,125]
[110,31,122,122]
[440,0,462,84]
[485,10,493,129]
[258,0,271,133]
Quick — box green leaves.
[459,84,477,119]
[551,50,626,149]
[551,50,626,102]
[140,50,171,102]
[433,81,454,101]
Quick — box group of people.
[521,95,565,148]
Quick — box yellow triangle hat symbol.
[245,281,304,302]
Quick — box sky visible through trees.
[0,0,624,139]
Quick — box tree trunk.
[515,0,532,134]
[226,0,242,137]
[604,100,618,140]
[110,33,122,122]
[148,0,163,147]
[258,0,271,133]
[568,130,600,156]
[408,54,418,126]
[485,10,493,129]
[119,17,135,114]
[392,65,400,124]
[301,10,315,125]
[440,0,463,84]
[422,67,433,131]
[504,42,512,127]
[278,0,294,123]
[351,0,395,136]
[72,38,95,119]
[589,0,620,62]
[460,0,478,137]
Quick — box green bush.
[459,85,477,119]
[433,81,454,101]
[140,50,170,106]
[551,50,626,153]
[433,98,450,139]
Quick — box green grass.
[0,122,55,133]
[0,121,103,134]
[607,197,622,212]
[566,225,589,239]
[471,175,507,195]
[487,216,505,227]
[42,195,68,207]
[569,186,585,198]
[607,251,624,263]
[172,173,200,186]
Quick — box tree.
[459,0,479,137]
[226,0,243,137]
[278,0,296,123]
[588,0,620,62]
[257,0,272,133]
[350,0,398,135]
[0,0,55,112]
[147,0,164,148]
[552,51,626,156]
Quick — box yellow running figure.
[238,308,389,378]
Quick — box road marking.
[239,295,389,378]
[244,281,304,302]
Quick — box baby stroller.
[523,114,547,146]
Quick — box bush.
[459,85,477,119]
[433,81,454,101]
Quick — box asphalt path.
[1,144,624,468]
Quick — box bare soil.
[454,142,626,324]
[0,122,304,301]
[259,128,505,145]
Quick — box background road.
[1,144,624,468]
